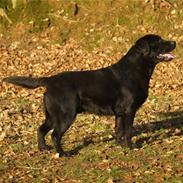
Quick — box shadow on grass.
[135,111,183,148]
[65,137,94,156]
[66,111,183,155]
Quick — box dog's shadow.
[134,111,183,148]
[65,137,94,156]
[66,111,183,155]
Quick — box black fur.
[3,34,176,156]
[3,76,46,89]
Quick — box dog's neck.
[117,46,157,81]
[142,57,156,80]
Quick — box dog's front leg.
[115,115,125,145]
[123,111,136,149]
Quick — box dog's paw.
[116,140,133,150]
[115,138,123,146]
[124,143,134,150]
[38,145,52,151]
[59,151,74,157]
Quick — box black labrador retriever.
[3,34,176,156]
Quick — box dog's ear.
[135,39,150,56]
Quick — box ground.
[0,0,183,182]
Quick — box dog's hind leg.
[45,89,78,156]
[51,113,76,157]
[37,94,53,151]
[38,110,53,151]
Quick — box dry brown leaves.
[0,29,182,182]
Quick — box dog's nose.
[171,41,176,48]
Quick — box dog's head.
[135,34,176,62]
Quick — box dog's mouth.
[156,53,175,61]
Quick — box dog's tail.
[2,76,47,89]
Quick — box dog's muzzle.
[156,41,176,61]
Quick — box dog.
[3,34,176,156]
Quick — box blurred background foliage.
[0,0,183,53]
[0,0,183,52]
